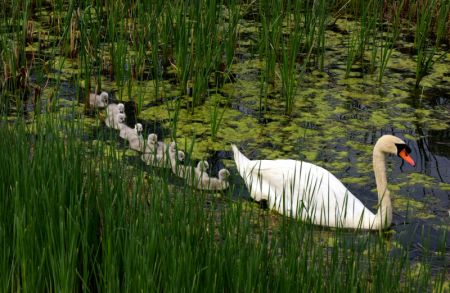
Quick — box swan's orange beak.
[399,149,415,167]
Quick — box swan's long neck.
[372,145,392,230]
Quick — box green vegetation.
[0,115,447,291]
[1,0,449,290]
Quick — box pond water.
[9,7,450,268]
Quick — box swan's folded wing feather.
[243,159,300,202]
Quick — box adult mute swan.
[231,135,415,230]
[89,91,109,108]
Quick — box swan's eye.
[395,143,411,155]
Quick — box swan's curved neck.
[372,145,392,229]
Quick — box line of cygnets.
[90,92,230,191]
[91,91,418,230]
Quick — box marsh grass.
[435,0,450,46]
[413,0,447,87]
[377,1,403,82]
[1,1,449,289]
[258,0,283,116]
[0,113,447,291]
[345,26,360,78]
[167,97,181,140]
[315,0,328,71]
[2,0,449,113]
[210,99,226,141]
[280,35,300,116]
[223,0,241,72]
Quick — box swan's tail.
[231,144,250,176]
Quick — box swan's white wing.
[245,159,375,228]
[241,159,300,202]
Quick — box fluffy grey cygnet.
[167,141,186,172]
[107,102,125,115]
[105,103,125,127]
[197,169,230,191]
[120,123,143,140]
[168,142,230,191]
[141,133,172,167]
[121,123,144,152]
[105,112,126,130]
[89,91,108,108]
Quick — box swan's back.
[232,145,376,229]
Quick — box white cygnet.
[195,160,210,180]
[107,103,125,116]
[105,103,125,127]
[89,91,108,108]
[197,168,230,191]
[120,123,143,140]
[141,133,170,167]
[121,123,144,152]
[167,142,229,190]
[105,112,126,130]
[168,142,189,174]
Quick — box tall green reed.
[280,22,301,116]
[0,0,33,109]
[315,0,329,71]
[344,0,378,78]
[259,0,283,116]
[345,25,359,78]
[171,1,192,96]
[223,0,240,73]
[167,97,181,140]
[414,0,446,87]
[377,1,403,82]
[210,99,226,141]
[191,0,221,109]
[435,0,450,46]
[0,112,447,291]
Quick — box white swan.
[231,135,415,230]
[89,91,108,108]
[105,113,126,130]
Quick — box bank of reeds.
[0,114,447,291]
[2,0,450,115]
